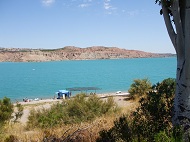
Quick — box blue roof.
[58,90,69,93]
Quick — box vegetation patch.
[97,78,183,141]
[128,78,152,100]
[1,78,183,141]
[27,93,118,129]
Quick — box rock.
[0,46,175,62]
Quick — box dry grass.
[122,99,139,113]
[1,96,138,142]
[2,116,117,141]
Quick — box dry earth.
[0,46,175,62]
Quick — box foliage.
[0,97,14,127]
[97,115,132,142]
[0,97,23,142]
[154,126,184,142]
[128,78,152,99]
[27,93,118,129]
[4,135,19,142]
[132,78,176,140]
[154,131,174,142]
[97,78,181,142]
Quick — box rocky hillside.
[0,46,175,62]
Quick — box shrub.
[97,78,177,141]
[154,131,173,142]
[0,97,23,141]
[132,78,175,141]
[154,127,183,142]
[97,115,132,142]
[0,97,14,127]
[128,78,152,99]
[27,93,118,129]
[4,135,18,142]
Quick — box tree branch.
[161,1,177,50]
[171,0,185,58]
[184,0,190,79]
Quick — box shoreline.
[13,91,130,105]
[0,56,176,63]
[13,92,131,124]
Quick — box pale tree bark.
[161,0,190,140]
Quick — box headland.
[0,46,175,62]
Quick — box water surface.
[0,58,176,101]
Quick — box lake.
[0,57,176,101]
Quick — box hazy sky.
[0,0,176,53]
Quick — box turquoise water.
[0,58,176,101]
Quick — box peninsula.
[0,46,175,62]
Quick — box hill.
[0,46,175,62]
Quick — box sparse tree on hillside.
[156,0,190,139]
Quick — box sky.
[0,0,176,53]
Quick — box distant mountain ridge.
[0,46,175,62]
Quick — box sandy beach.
[14,92,132,125]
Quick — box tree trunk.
[173,1,190,140]
[173,57,190,140]
[161,0,190,140]
[173,58,187,125]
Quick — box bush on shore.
[97,78,182,142]
[27,93,119,129]
[128,78,152,100]
[0,97,14,127]
[0,97,23,141]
